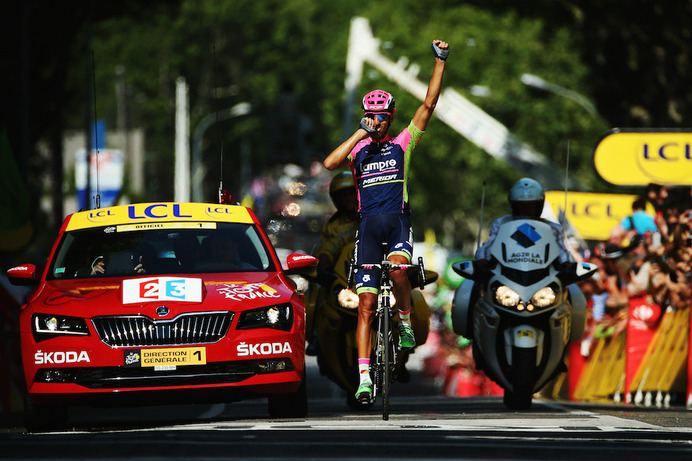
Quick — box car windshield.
[47,222,276,280]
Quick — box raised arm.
[411,39,449,132]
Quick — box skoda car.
[7,202,317,431]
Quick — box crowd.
[578,185,692,353]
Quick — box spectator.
[609,198,658,245]
[647,184,670,240]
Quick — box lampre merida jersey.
[347,121,424,217]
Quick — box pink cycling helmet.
[362,90,396,114]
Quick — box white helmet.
[509,178,544,217]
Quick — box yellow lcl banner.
[545,191,654,241]
[593,129,692,186]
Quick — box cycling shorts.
[354,213,413,295]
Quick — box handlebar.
[347,257,427,289]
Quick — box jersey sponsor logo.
[237,341,293,356]
[359,159,397,174]
[362,174,399,187]
[34,350,91,365]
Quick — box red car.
[7,202,317,431]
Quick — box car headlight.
[32,314,90,342]
[495,285,520,307]
[237,304,293,331]
[531,286,556,308]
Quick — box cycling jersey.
[347,121,424,217]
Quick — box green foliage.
[49,0,647,250]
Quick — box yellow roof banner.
[66,202,254,231]
[593,129,692,186]
[545,191,654,241]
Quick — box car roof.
[65,202,256,231]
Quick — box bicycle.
[347,257,426,420]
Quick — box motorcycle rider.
[323,39,450,406]
[476,178,572,267]
[305,171,358,356]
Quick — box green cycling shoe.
[398,324,416,349]
[355,382,375,406]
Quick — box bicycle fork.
[372,287,398,398]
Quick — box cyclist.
[475,178,572,267]
[323,39,450,406]
[305,171,359,355]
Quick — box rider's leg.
[355,291,377,402]
[356,292,377,366]
[389,254,412,326]
[389,254,415,349]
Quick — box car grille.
[92,312,234,347]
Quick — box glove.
[359,117,377,134]
[431,42,449,61]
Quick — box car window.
[47,222,276,280]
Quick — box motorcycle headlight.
[337,288,359,309]
[237,304,293,331]
[495,285,520,307]
[531,286,557,308]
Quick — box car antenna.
[562,139,570,223]
[476,181,486,252]
[213,44,231,205]
[91,49,101,209]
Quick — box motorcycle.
[305,241,437,408]
[450,218,596,410]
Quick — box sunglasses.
[364,113,390,122]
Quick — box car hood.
[29,272,296,319]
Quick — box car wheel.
[267,372,308,418]
[24,394,69,433]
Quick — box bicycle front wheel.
[381,306,391,421]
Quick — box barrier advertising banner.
[593,129,692,186]
[625,297,661,403]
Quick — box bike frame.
[348,258,426,420]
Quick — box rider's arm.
[411,40,449,132]
[323,128,369,170]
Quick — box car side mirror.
[284,253,319,276]
[7,264,39,286]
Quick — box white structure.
[175,77,190,202]
[344,17,570,189]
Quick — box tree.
[4,0,691,257]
